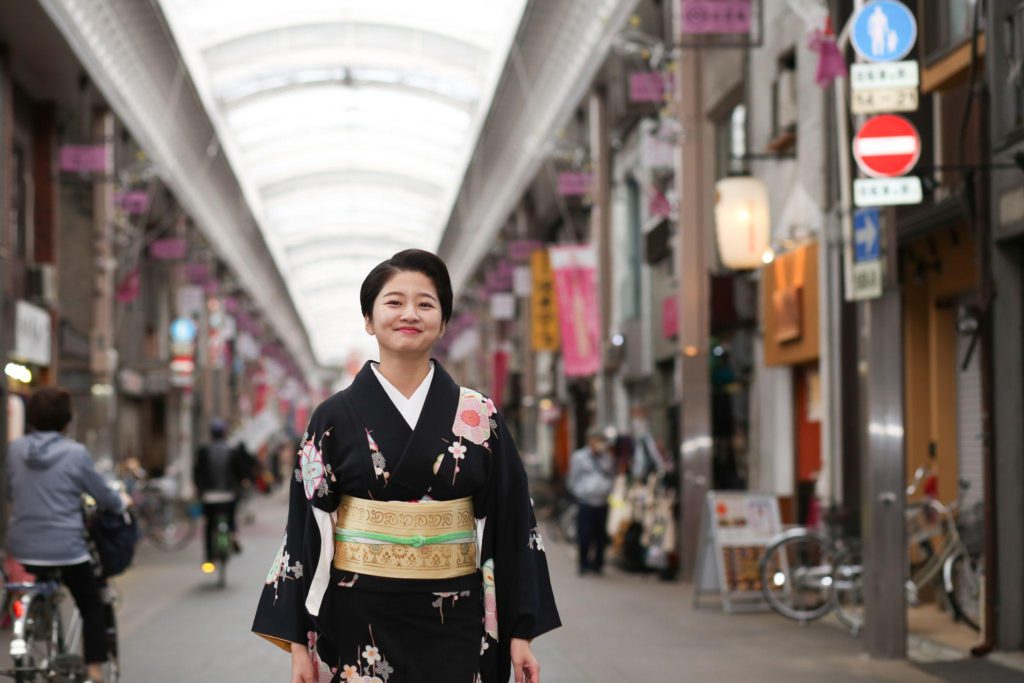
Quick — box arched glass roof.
[159,0,527,365]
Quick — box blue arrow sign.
[854,208,881,262]
[851,1,917,63]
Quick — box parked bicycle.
[759,477,982,634]
[130,474,198,551]
[2,568,119,682]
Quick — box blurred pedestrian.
[193,418,249,566]
[5,386,128,683]
[568,426,615,575]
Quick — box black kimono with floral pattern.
[252,360,560,682]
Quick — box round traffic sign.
[851,0,917,63]
[852,114,921,178]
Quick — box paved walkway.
[3,490,1021,682]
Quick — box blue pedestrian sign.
[851,1,917,63]
[854,208,881,262]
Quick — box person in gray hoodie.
[6,386,125,682]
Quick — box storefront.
[761,242,821,524]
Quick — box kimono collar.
[346,359,461,500]
[370,361,434,430]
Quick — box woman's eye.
[419,303,434,308]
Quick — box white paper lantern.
[714,177,771,270]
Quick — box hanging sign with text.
[681,0,752,34]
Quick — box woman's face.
[365,270,445,357]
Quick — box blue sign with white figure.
[851,1,917,63]
[854,208,881,262]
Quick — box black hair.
[359,249,454,324]
[27,386,73,432]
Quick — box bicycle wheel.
[944,551,982,631]
[830,544,864,635]
[148,499,197,551]
[14,596,58,683]
[759,530,835,623]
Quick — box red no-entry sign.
[852,114,921,178]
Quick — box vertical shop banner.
[530,250,560,351]
[491,349,509,409]
[549,245,601,377]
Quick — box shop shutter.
[956,331,985,511]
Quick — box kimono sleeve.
[488,411,561,643]
[251,448,311,652]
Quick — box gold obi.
[332,496,477,580]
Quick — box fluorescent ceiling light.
[159,0,526,366]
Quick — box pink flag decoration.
[810,16,847,88]
[116,190,150,215]
[629,72,667,103]
[149,238,188,261]
[115,267,141,304]
[59,145,108,173]
[548,245,602,377]
[557,172,593,197]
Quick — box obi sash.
[333,496,477,580]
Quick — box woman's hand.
[290,642,315,683]
[511,637,540,683]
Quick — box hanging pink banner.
[116,190,150,215]
[557,172,593,197]
[549,245,602,377]
[629,72,667,103]
[662,293,679,339]
[149,238,187,261]
[681,0,751,35]
[59,145,109,173]
[491,349,509,408]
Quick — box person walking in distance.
[193,418,249,569]
[568,426,615,575]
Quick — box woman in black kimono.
[253,249,560,683]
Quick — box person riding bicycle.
[193,418,249,570]
[5,386,128,683]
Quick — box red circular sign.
[852,114,921,179]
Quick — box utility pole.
[89,107,117,464]
[589,87,615,427]
[672,40,713,579]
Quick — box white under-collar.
[371,362,434,430]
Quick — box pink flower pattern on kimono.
[482,559,498,641]
[306,631,337,683]
[265,533,304,603]
[340,626,393,681]
[294,428,335,500]
[366,429,389,481]
[451,389,495,445]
